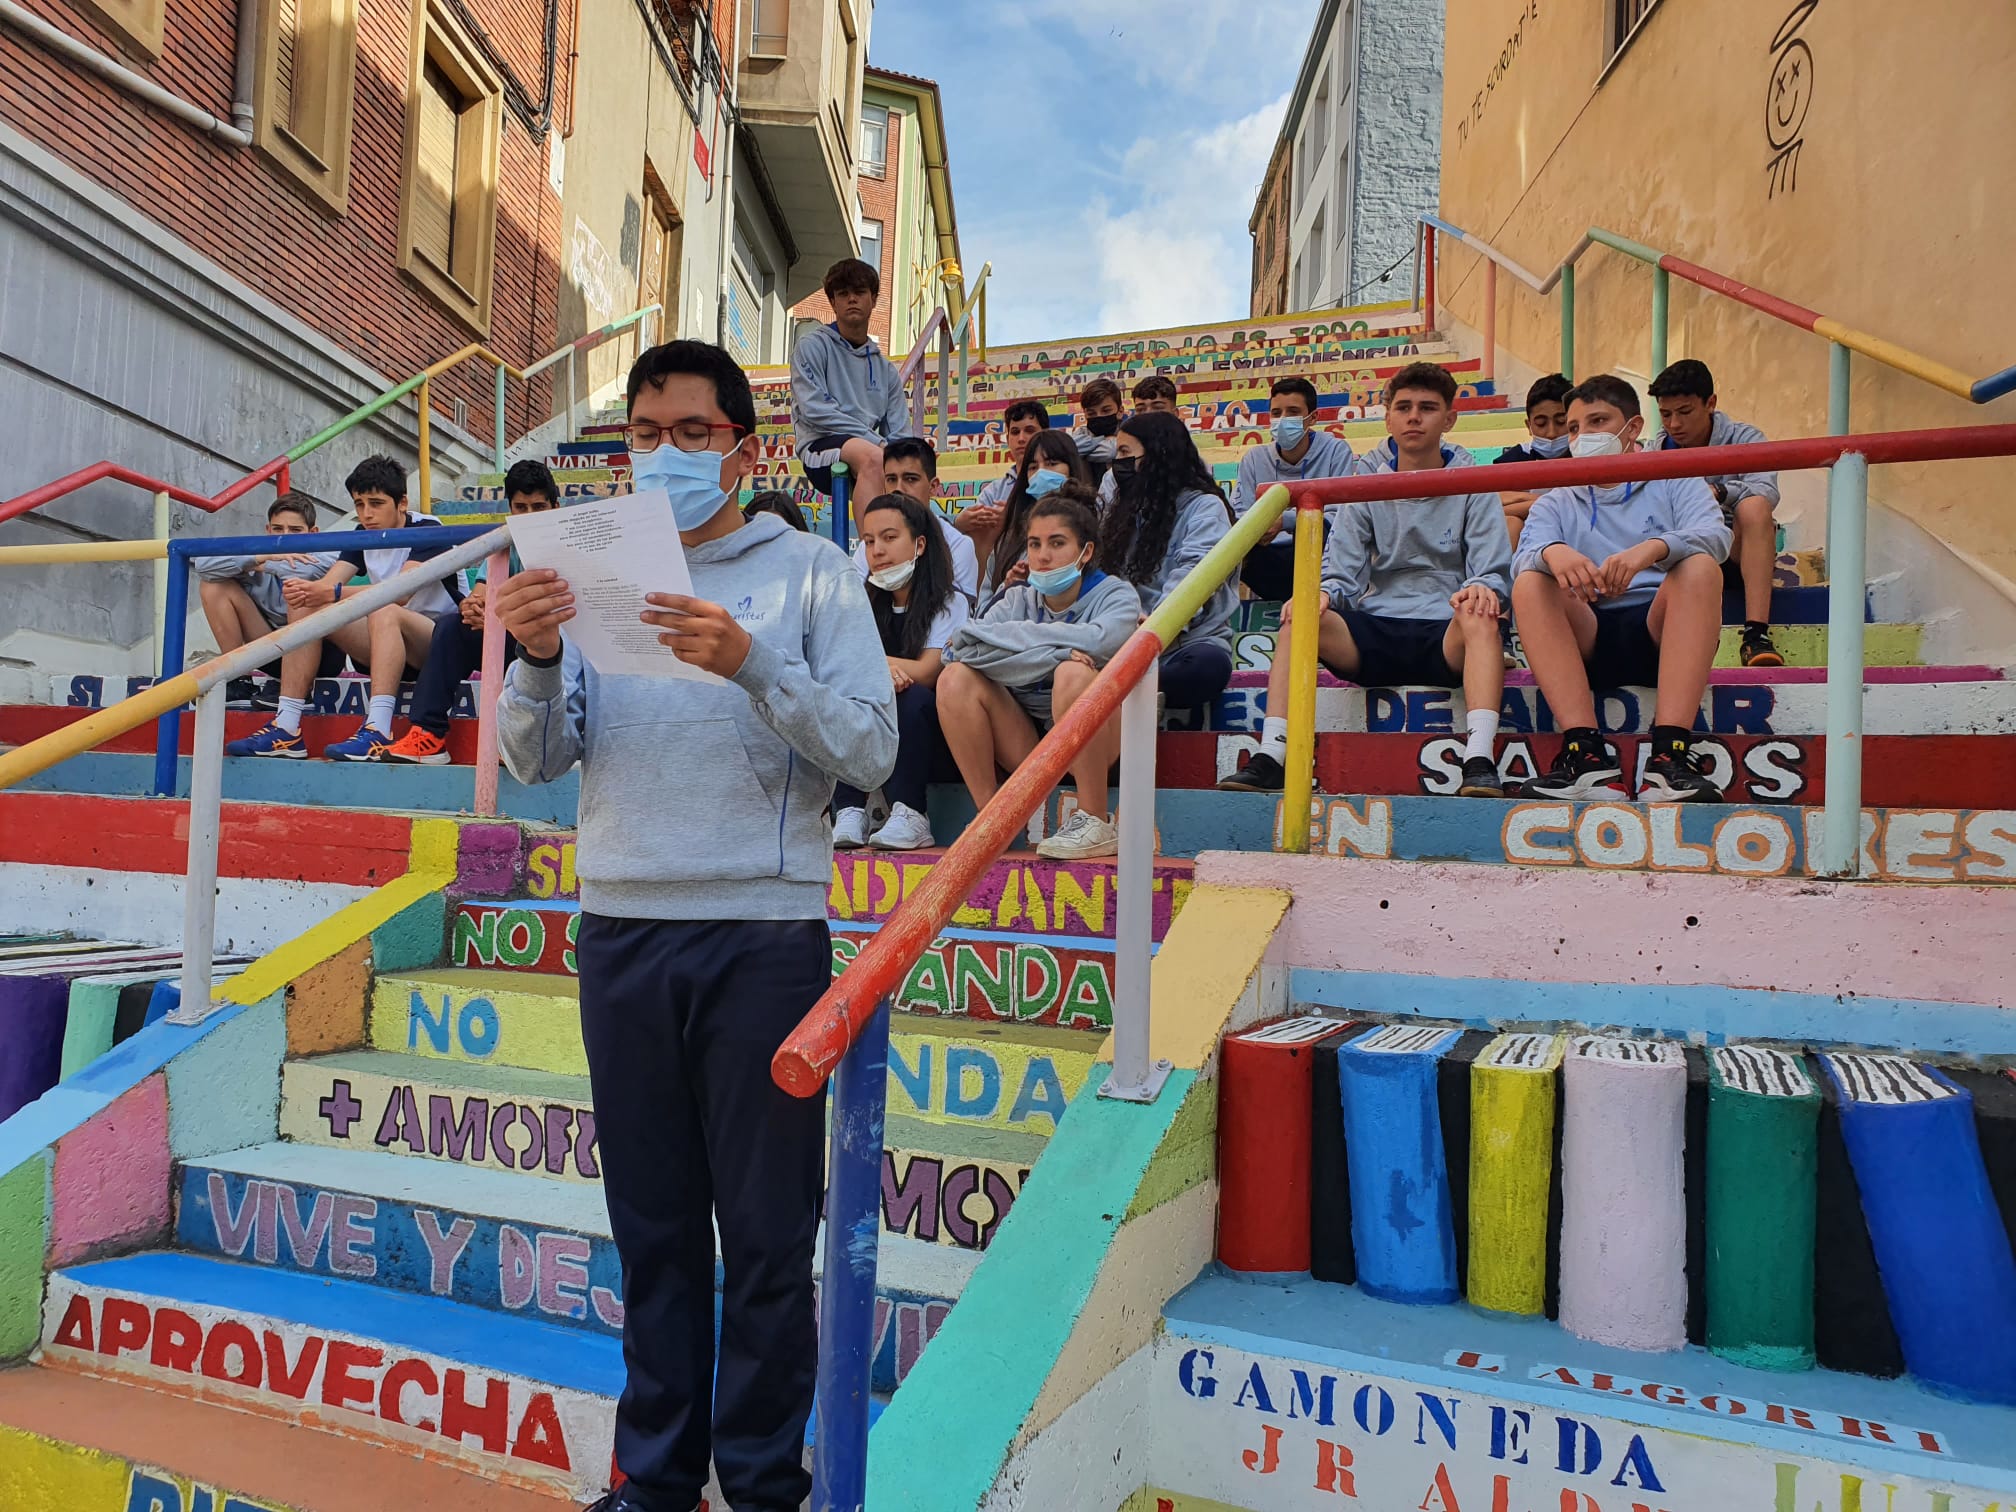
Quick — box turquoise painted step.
[279,1048,1057,1250]
[176,1140,976,1392]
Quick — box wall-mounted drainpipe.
[0,0,253,146]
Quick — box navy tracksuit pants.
[577,914,832,1512]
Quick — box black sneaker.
[1522,736,1627,799]
[1639,745,1724,802]
[1456,755,1505,797]
[223,677,262,710]
[1739,625,1784,668]
[250,676,280,711]
[1218,751,1285,792]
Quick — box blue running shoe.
[323,724,394,762]
[224,721,307,759]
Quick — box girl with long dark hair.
[1098,410,1238,714]
[833,493,965,850]
[980,428,1095,600]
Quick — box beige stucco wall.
[1440,0,2016,591]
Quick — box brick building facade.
[1248,135,1291,318]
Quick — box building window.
[66,0,163,58]
[827,0,860,165]
[749,0,787,57]
[860,103,889,179]
[858,217,882,274]
[1606,0,1663,67]
[255,0,359,211]
[397,0,502,332]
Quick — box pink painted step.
[1226,665,2006,690]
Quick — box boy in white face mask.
[1511,374,1733,803]
[1229,375,1360,600]
[1492,372,1574,550]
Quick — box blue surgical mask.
[1271,416,1307,451]
[1025,468,1066,499]
[632,445,733,529]
[1028,560,1083,597]
[1529,433,1571,459]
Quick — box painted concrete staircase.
[10,836,1172,1505]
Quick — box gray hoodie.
[790,322,911,456]
[1322,445,1511,619]
[1121,487,1237,653]
[942,569,1142,689]
[1514,476,1730,608]
[1658,409,1779,515]
[193,550,338,626]
[1230,430,1360,538]
[496,511,897,920]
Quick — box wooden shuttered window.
[412,59,462,273]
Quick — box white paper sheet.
[506,489,724,682]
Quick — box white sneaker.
[1036,810,1120,860]
[869,802,934,850]
[833,808,869,849]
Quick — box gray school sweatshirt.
[942,570,1142,688]
[1322,448,1512,620]
[1229,430,1360,537]
[194,551,339,625]
[1513,476,1731,607]
[790,322,912,457]
[1657,409,1780,512]
[1130,488,1237,652]
[496,510,898,920]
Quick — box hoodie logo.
[738,595,753,614]
[731,592,768,628]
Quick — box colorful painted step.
[40,1250,620,1498]
[0,1365,567,1512]
[175,1140,978,1392]
[279,1050,1058,1250]
[371,967,1102,1137]
[1162,730,2016,808]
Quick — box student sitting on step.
[378,460,561,766]
[833,493,967,851]
[959,399,1051,557]
[226,455,459,761]
[789,256,911,514]
[1100,411,1239,720]
[1219,362,1513,798]
[742,488,809,530]
[1132,373,1181,416]
[1649,358,1784,667]
[1073,376,1125,481]
[851,436,978,609]
[938,486,1142,861]
[979,427,1097,602]
[1513,373,1731,803]
[194,491,341,710]
[1229,375,1360,601]
[1492,371,1574,549]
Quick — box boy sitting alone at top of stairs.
[1219,361,1514,799]
[1513,374,1732,803]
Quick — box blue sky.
[868,0,1323,345]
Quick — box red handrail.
[0,456,291,527]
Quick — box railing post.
[493,365,508,470]
[1481,261,1498,385]
[566,348,579,438]
[1820,451,1869,879]
[1560,262,1576,381]
[1101,654,1172,1105]
[812,995,890,1512]
[474,546,511,818]
[153,545,191,796]
[1829,342,1852,435]
[1280,494,1326,854]
[831,463,851,554]
[1423,224,1437,331]
[417,377,433,513]
[168,680,226,1025]
[957,322,971,419]
[151,489,171,658]
[936,329,950,442]
[1651,266,1670,381]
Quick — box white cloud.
[1085,92,1291,335]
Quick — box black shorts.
[1586,601,1661,689]
[800,433,855,498]
[1332,608,1457,688]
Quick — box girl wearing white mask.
[834,493,966,850]
[938,486,1143,860]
